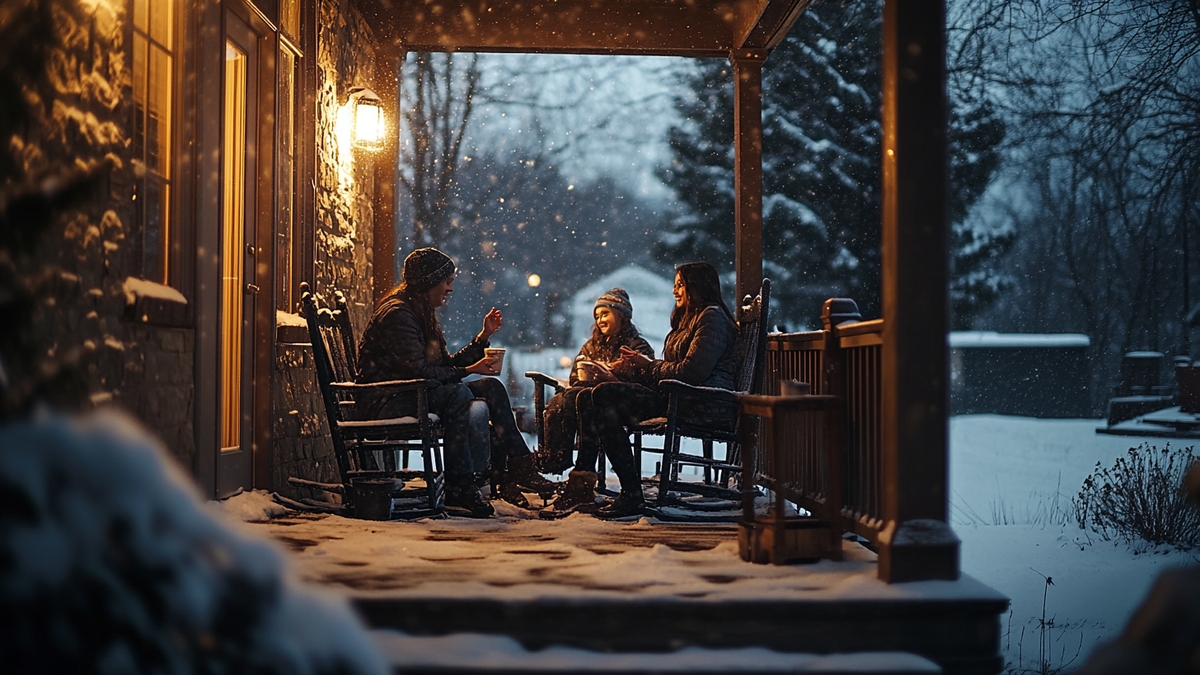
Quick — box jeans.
[575,382,666,493]
[463,377,531,474]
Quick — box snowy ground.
[224,415,1200,673]
[949,415,1198,672]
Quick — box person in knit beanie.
[401,247,457,292]
[356,247,558,517]
[593,288,633,321]
[537,287,654,519]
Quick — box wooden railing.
[761,317,885,546]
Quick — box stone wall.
[4,0,196,472]
[272,0,380,496]
[313,0,378,332]
[272,343,338,499]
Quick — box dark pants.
[575,382,666,493]
[379,377,530,479]
[541,386,587,474]
[464,377,532,474]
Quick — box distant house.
[950,331,1091,418]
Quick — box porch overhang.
[359,0,812,57]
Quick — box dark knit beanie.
[594,288,633,318]
[402,248,456,292]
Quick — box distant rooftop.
[949,331,1090,348]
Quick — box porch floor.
[248,502,1007,675]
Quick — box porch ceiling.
[357,0,813,57]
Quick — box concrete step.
[373,630,942,674]
[356,590,1006,675]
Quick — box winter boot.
[539,470,603,520]
[507,453,560,498]
[594,488,645,520]
[444,476,494,518]
[490,466,531,509]
[595,451,644,519]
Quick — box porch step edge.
[373,630,942,675]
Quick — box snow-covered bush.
[1074,443,1200,550]
[0,410,387,675]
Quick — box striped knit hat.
[402,248,456,292]
[594,288,633,318]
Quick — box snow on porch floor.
[248,503,998,603]
[238,495,1007,674]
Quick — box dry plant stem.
[1075,444,1200,550]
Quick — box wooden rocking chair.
[633,278,771,514]
[284,282,445,519]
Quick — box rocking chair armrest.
[525,371,567,393]
[331,378,434,397]
[658,379,739,406]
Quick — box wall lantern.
[348,87,385,151]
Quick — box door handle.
[245,283,260,295]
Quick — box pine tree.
[658,0,1010,328]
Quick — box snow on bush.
[0,410,387,675]
[1074,443,1200,550]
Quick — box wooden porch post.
[372,52,402,307]
[731,49,765,304]
[876,0,960,582]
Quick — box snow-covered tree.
[658,0,1010,328]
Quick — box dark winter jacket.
[356,296,488,414]
[616,306,737,391]
[568,331,655,387]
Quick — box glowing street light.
[527,273,542,288]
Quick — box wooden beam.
[736,0,812,50]
[876,0,959,583]
[373,53,402,307]
[732,49,765,304]
[364,0,736,56]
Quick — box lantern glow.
[349,87,385,151]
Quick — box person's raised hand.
[480,307,503,341]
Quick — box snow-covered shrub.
[0,410,387,675]
[1074,443,1200,550]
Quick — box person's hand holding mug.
[466,348,504,376]
[465,358,499,376]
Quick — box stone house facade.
[13,0,386,499]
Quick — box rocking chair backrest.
[300,281,357,481]
[732,278,771,397]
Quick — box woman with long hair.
[567,262,738,519]
[537,288,654,518]
[356,248,556,517]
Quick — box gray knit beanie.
[594,288,633,318]
[402,248,456,292]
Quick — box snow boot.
[490,468,531,509]
[444,476,494,518]
[539,470,603,520]
[595,453,644,519]
[594,488,645,520]
[507,453,560,498]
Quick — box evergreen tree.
[658,0,1010,328]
